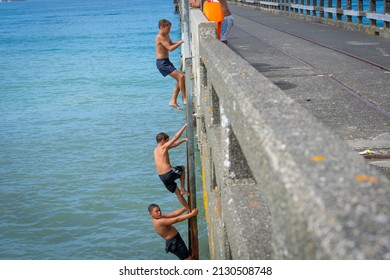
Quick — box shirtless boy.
[154,123,190,211]
[156,19,186,110]
[219,0,234,44]
[148,204,198,260]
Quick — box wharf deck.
[227,3,390,177]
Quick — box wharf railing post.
[336,0,342,20]
[346,0,352,22]
[327,0,333,19]
[306,0,310,15]
[358,0,363,23]
[320,0,324,18]
[370,0,377,26]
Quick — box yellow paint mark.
[355,174,378,183]
[201,150,214,259]
[248,193,255,198]
[311,155,326,161]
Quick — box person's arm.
[158,35,184,52]
[161,208,199,225]
[163,207,187,218]
[190,0,201,8]
[171,138,188,148]
[164,124,187,149]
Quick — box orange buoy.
[203,0,224,40]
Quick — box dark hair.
[158,19,171,28]
[156,132,169,143]
[148,203,159,213]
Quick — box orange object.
[203,1,224,40]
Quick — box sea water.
[0,0,209,260]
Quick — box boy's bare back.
[154,145,172,175]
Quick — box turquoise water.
[0,0,209,260]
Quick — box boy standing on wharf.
[148,204,198,260]
[219,0,234,44]
[156,19,186,110]
[154,123,190,211]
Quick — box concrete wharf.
[177,0,390,259]
[228,3,390,177]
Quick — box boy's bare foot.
[181,190,190,196]
[169,102,182,110]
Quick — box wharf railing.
[231,0,390,37]
[180,2,390,259]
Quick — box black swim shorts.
[158,166,183,193]
[156,58,177,77]
[165,232,190,260]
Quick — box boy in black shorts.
[148,204,198,260]
[154,123,190,211]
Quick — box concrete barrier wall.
[187,8,390,259]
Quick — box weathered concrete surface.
[226,4,390,179]
[189,9,272,259]
[188,8,390,259]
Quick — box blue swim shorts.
[156,58,177,77]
